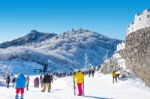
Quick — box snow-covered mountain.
[0,29,122,74]
[0,30,57,48]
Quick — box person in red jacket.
[34,77,39,88]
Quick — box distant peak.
[27,30,42,36]
[71,28,90,32]
[30,30,39,34]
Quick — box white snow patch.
[0,73,150,99]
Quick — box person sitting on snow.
[73,70,84,96]
[15,73,26,99]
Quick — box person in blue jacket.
[15,73,26,99]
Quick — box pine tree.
[84,53,92,70]
[0,63,13,76]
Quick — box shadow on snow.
[0,81,6,87]
[83,95,114,99]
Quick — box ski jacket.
[112,70,116,77]
[34,77,39,84]
[74,71,84,84]
[12,77,16,83]
[15,74,26,88]
[6,76,10,83]
[42,74,53,83]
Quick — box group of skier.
[5,74,16,88]
[4,73,53,99]
[85,69,96,77]
[2,67,99,99]
[3,67,122,99]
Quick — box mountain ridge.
[0,30,57,48]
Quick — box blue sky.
[0,0,149,43]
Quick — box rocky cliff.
[124,27,150,87]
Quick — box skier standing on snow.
[26,75,30,91]
[91,69,95,77]
[12,76,16,88]
[34,77,40,88]
[112,70,117,83]
[6,75,10,88]
[40,75,43,88]
[88,70,92,77]
[73,70,84,96]
[15,73,26,99]
[41,73,53,92]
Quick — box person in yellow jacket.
[112,70,117,83]
[73,70,84,96]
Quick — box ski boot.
[15,94,18,99]
[20,95,24,99]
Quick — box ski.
[83,77,84,96]
[73,80,76,96]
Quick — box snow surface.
[0,60,43,75]
[0,72,150,99]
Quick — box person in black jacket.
[91,69,95,77]
[41,73,53,92]
[12,76,16,88]
[6,75,10,88]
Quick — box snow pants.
[16,88,24,95]
[42,83,51,92]
[113,76,117,83]
[6,83,10,88]
[26,84,29,91]
[77,83,83,96]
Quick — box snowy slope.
[0,60,43,75]
[0,73,150,99]
[0,29,122,73]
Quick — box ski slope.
[0,73,150,99]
